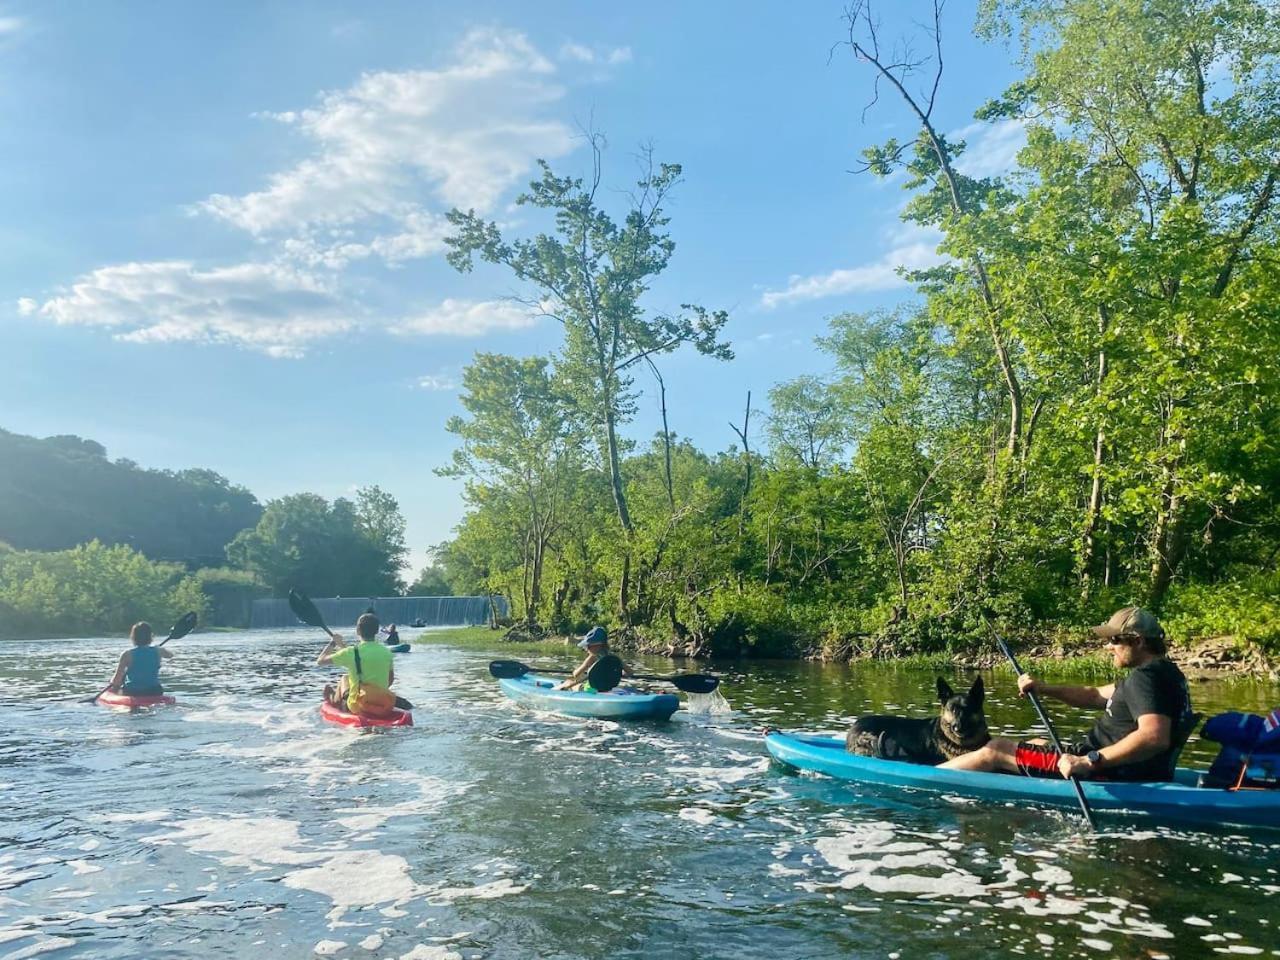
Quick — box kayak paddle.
[987,619,1097,831]
[488,656,622,691]
[82,611,199,704]
[291,589,414,711]
[626,670,720,694]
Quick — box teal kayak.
[499,674,679,721]
[387,643,410,653]
[764,731,1280,830]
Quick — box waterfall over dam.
[249,595,507,630]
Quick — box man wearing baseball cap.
[941,607,1194,782]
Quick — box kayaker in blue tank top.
[106,621,174,696]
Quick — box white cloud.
[560,42,596,63]
[200,27,575,258]
[27,261,353,358]
[393,298,539,337]
[414,372,459,391]
[16,297,36,315]
[559,42,631,65]
[952,118,1027,179]
[0,16,22,36]
[759,229,945,309]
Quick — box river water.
[2,630,1278,960]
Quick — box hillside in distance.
[0,428,262,564]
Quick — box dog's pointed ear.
[968,675,985,706]
[936,677,955,704]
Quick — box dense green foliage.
[0,428,262,562]
[226,486,409,597]
[438,0,1280,656]
[0,540,206,638]
[0,427,416,634]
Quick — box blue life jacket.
[123,645,163,694]
[1201,707,1280,789]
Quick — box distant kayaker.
[383,623,401,646]
[557,626,627,691]
[106,621,173,696]
[318,613,396,714]
[940,608,1194,782]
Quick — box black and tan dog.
[845,677,990,765]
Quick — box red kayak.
[319,700,413,728]
[98,691,176,709]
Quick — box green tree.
[445,140,732,620]
[437,354,583,625]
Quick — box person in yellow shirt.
[318,613,395,713]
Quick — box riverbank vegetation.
[432,0,1280,662]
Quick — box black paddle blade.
[671,674,720,694]
[167,611,199,641]
[588,654,624,692]
[489,659,531,679]
[288,589,329,632]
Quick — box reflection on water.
[0,629,1277,959]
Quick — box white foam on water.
[426,877,528,904]
[76,840,99,852]
[1186,917,1214,927]
[1081,938,1113,951]
[145,817,327,870]
[813,822,987,899]
[313,939,346,955]
[284,850,425,910]
[1,937,76,959]
[45,890,92,901]
[398,947,461,960]
[94,810,169,823]
[66,861,100,877]
[665,758,770,789]
[358,933,384,950]
[678,808,718,826]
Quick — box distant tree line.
[0,431,443,637]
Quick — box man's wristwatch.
[1086,750,1104,768]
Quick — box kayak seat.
[1164,712,1203,780]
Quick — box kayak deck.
[319,700,413,728]
[499,674,679,721]
[98,691,176,709]
[765,731,1280,830]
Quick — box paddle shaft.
[995,634,1097,830]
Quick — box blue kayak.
[765,731,1280,830]
[499,674,679,721]
[387,643,410,653]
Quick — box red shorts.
[1015,742,1086,778]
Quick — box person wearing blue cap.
[557,626,627,691]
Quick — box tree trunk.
[1080,305,1109,599]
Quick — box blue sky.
[0,2,1026,574]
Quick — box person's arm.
[389,665,395,686]
[557,653,597,689]
[107,651,130,691]
[317,633,346,665]
[159,647,175,660]
[1059,712,1172,779]
[1019,674,1111,710]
